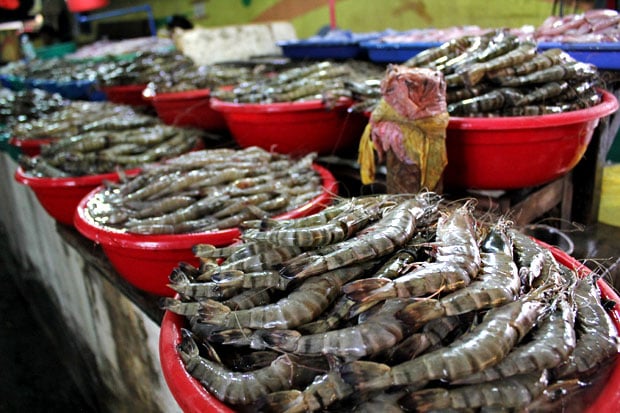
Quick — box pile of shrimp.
[10,100,151,142]
[163,194,620,412]
[19,120,204,177]
[211,60,385,105]
[353,29,603,117]
[534,9,620,43]
[84,146,325,235]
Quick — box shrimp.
[167,269,241,301]
[193,241,275,262]
[258,370,355,413]
[458,42,538,86]
[241,197,390,248]
[447,87,524,115]
[399,371,549,411]
[343,201,480,305]
[256,298,416,361]
[381,315,465,364]
[196,245,304,281]
[211,269,293,291]
[497,61,599,87]
[177,329,329,406]
[454,293,576,384]
[242,200,354,230]
[397,222,520,328]
[279,195,440,281]
[340,285,555,396]
[486,48,570,80]
[403,35,475,68]
[221,287,274,311]
[552,274,620,379]
[510,228,564,292]
[196,263,372,330]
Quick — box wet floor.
[0,222,618,412]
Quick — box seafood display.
[10,101,155,141]
[535,9,620,43]
[0,88,66,126]
[18,116,204,177]
[164,195,620,411]
[351,30,603,117]
[211,60,384,104]
[84,146,326,234]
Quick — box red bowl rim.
[210,97,353,113]
[9,136,57,149]
[73,163,338,250]
[158,241,620,413]
[448,88,618,130]
[14,165,141,188]
[151,88,212,102]
[101,84,148,93]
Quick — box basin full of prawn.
[73,164,337,296]
[209,98,368,155]
[444,89,618,190]
[150,89,228,131]
[14,166,138,226]
[158,233,620,413]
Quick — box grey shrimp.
[399,371,549,412]
[552,274,620,379]
[196,263,372,330]
[510,228,564,292]
[258,370,355,413]
[196,245,303,281]
[397,222,520,328]
[343,201,480,305]
[167,269,240,301]
[339,285,555,395]
[177,329,329,406]
[454,293,576,384]
[279,195,440,281]
[240,197,389,248]
[256,298,416,361]
[498,61,599,87]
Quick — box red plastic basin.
[158,242,620,413]
[14,166,138,226]
[9,136,57,157]
[102,84,149,106]
[151,89,227,131]
[209,98,368,156]
[73,164,338,296]
[444,89,619,190]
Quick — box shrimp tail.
[400,388,449,410]
[342,278,395,303]
[207,328,254,346]
[258,329,301,352]
[397,299,444,326]
[177,328,200,360]
[210,270,245,287]
[340,360,391,391]
[258,389,303,413]
[278,256,317,279]
[197,299,231,321]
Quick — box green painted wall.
[99,0,585,39]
